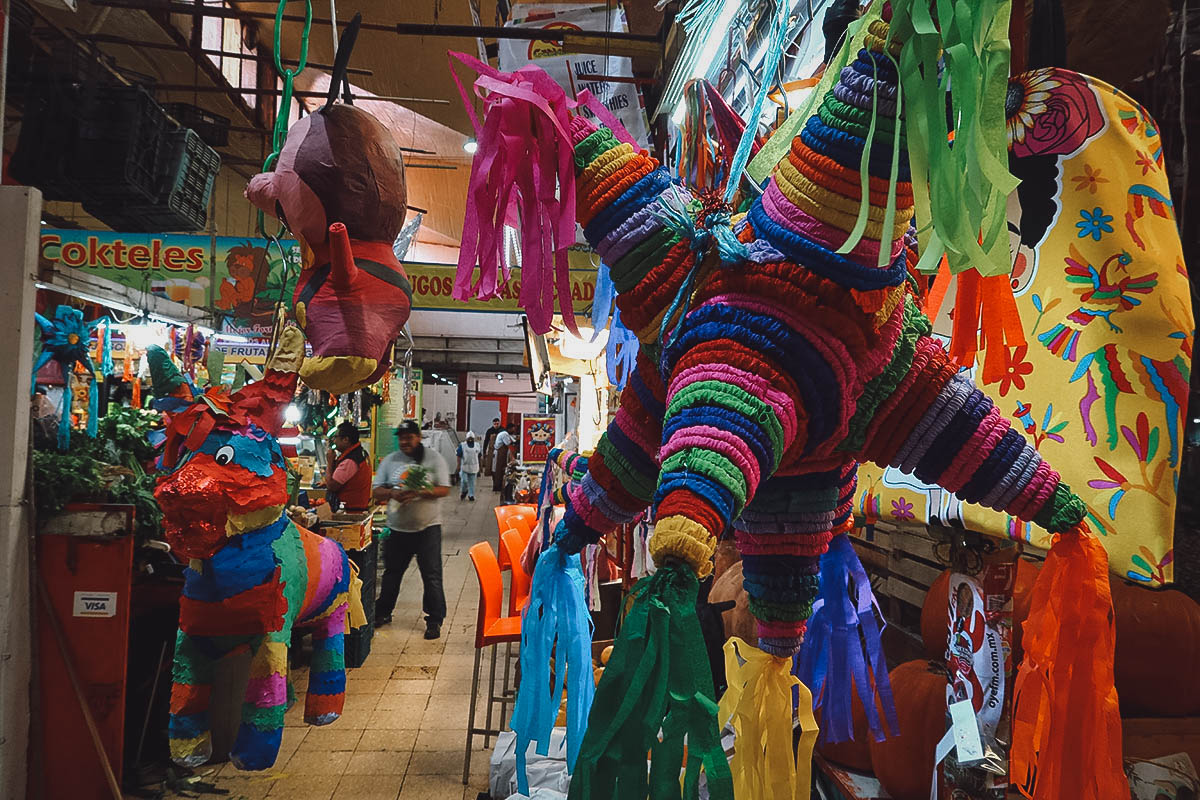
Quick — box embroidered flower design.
[996,345,1034,396]
[1070,164,1108,194]
[1007,68,1105,158]
[890,497,915,521]
[1076,207,1114,241]
[1134,151,1158,175]
[1127,546,1172,585]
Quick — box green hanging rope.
[256,0,314,238]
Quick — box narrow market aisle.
[162,490,500,800]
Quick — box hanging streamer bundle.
[507,543,594,795]
[32,306,110,448]
[448,51,640,336]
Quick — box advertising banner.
[41,230,600,333]
[499,4,651,149]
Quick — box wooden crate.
[320,510,374,551]
[849,521,946,647]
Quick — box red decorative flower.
[1008,69,1105,159]
[997,346,1034,397]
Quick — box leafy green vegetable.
[401,465,430,491]
[33,405,164,542]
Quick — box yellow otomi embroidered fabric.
[854,70,1193,585]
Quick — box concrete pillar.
[0,187,40,800]
[456,371,468,431]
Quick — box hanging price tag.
[948,699,986,765]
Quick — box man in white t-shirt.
[372,420,451,639]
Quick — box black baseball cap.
[395,420,421,437]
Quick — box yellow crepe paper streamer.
[717,637,819,800]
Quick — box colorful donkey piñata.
[153,327,366,771]
[453,3,1125,800]
[246,22,412,396]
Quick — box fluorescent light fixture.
[431,373,441,380]
[213,332,253,343]
[496,373,504,382]
[36,282,141,317]
[115,321,169,351]
[558,326,609,360]
[563,376,574,385]
[464,138,479,154]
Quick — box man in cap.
[372,420,450,638]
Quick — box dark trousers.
[375,525,446,624]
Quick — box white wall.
[423,384,458,427]
[0,188,38,800]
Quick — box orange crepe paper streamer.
[1011,525,1125,800]
[948,270,1027,384]
[922,255,952,322]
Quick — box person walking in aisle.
[372,420,450,639]
[481,417,503,478]
[491,423,516,493]
[456,431,482,501]
[324,421,373,512]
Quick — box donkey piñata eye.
[214,445,236,466]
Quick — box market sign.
[404,263,597,313]
[499,4,651,149]
[40,230,600,331]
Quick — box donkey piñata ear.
[147,346,196,404]
[231,326,305,435]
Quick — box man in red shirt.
[326,421,373,512]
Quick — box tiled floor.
[162,488,507,800]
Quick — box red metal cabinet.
[33,530,134,800]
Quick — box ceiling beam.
[86,0,662,58]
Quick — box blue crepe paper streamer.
[796,533,899,744]
[509,541,594,795]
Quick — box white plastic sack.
[489,728,570,798]
[505,790,568,800]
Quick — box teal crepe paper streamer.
[100,322,114,376]
[57,367,72,450]
[722,0,790,206]
[86,362,99,437]
[509,540,595,795]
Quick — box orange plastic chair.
[464,542,522,784]
[493,505,536,570]
[501,528,532,616]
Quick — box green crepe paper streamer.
[569,563,733,800]
[147,345,187,394]
[890,0,1018,276]
[233,363,248,392]
[747,4,885,185]
[271,521,309,639]
[836,38,905,268]
[207,349,226,389]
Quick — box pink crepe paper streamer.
[448,52,638,336]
